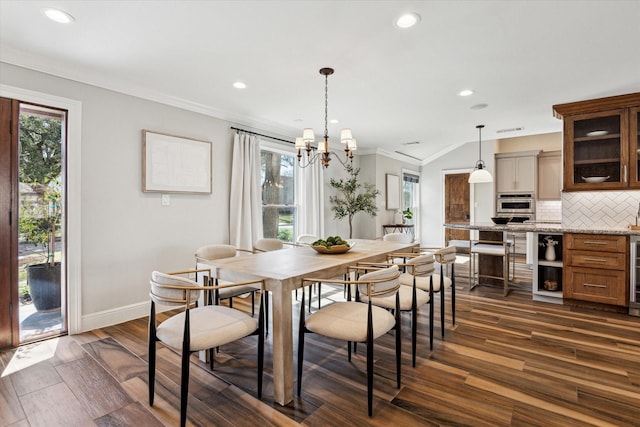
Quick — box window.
[403,171,420,235]
[260,148,296,242]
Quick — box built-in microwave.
[496,193,535,215]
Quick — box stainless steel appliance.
[496,193,535,219]
[630,236,640,316]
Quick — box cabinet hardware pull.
[584,283,607,288]
[624,165,628,183]
[583,241,606,245]
[583,257,607,263]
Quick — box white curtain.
[296,161,324,238]
[229,132,263,250]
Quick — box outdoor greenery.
[18,113,63,267]
[402,208,413,221]
[329,164,380,238]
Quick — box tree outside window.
[261,149,296,242]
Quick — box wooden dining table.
[202,238,416,406]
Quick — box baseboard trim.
[80,301,149,333]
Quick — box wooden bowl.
[311,243,352,254]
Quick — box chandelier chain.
[324,73,329,139]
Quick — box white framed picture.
[142,130,212,194]
[385,174,400,210]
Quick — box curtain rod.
[230,127,294,145]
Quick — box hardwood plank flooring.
[2,263,640,426]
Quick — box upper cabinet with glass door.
[553,93,640,191]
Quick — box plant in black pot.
[19,181,62,312]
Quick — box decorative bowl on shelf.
[311,242,354,254]
[491,217,512,225]
[582,176,610,183]
[543,280,559,291]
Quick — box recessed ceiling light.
[41,8,75,24]
[329,119,339,124]
[395,12,421,29]
[459,89,474,97]
[232,81,247,89]
[470,103,488,110]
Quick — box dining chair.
[383,232,414,243]
[253,238,286,252]
[357,256,433,367]
[195,244,260,315]
[148,269,265,427]
[296,234,322,311]
[297,264,402,417]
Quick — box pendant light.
[468,124,493,183]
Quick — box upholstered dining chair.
[296,234,322,310]
[383,232,414,243]
[148,269,265,427]
[253,238,286,252]
[297,265,402,417]
[356,256,433,367]
[195,244,259,315]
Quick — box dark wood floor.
[2,263,640,426]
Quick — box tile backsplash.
[562,191,640,228]
[536,200,562,222]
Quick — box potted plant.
[19,181,62,311]
[329,165,380,238]
[402,208,413,224]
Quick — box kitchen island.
[444,222,640,311]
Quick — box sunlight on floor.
[1,338,59,377]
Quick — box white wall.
[1,63,257,329]
[420,141,495,246]
[1,61,435,330]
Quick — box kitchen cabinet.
[495,151,539,193]
[563,233,629,306]
[553,92,640,191]
[537,151,561,200]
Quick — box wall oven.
[496,193,535,219]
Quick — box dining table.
[201,238,416,406]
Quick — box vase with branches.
[329,165,380,238]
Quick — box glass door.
[17,103,67,343]
[565,109,626,190]
[629,106,640,188]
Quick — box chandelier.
[295,67,357,168]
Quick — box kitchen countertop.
[444,222,640,235]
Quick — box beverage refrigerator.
[630,236,640,316]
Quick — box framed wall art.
[142,130,212,194]
[385,173,400,210]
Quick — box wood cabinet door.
[496,157,515,193]
[537,151,561,200]
[564,266,628,306]
[629,106,640,188]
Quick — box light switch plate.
[161,194,170,206]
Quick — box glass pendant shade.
[468,124,493,183]
[468,167,493,183]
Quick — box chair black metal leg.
[208,348,214,370]
[395,292,401,387]
[180,310,191,427]
[308,284,312,312]
[411,283,418,367]
[258,292,265,399]
[429,276,434,350]
[297,289,306,396]
[451,264,456,325]
[366,303,374,417]
[317,283,321,310]
[440,267,445,338]
[251,292,255,316]
[148,301,156,406]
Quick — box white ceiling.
[1,0,639,163]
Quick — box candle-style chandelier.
[295,67,357,168]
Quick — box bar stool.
[434,246,457,336]
[470,240,512,296]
